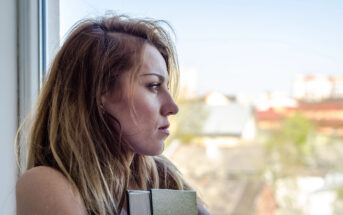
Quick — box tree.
[265,111,316,179]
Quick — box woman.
[15,15,210,215]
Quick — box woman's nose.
[161,94,179,116]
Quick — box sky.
[60,0,343,96]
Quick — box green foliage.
[282,113,314,148]
[265,112,316,177]
[336,186,343,199]
[263,112,343,214]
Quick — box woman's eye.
[147,82,161,91]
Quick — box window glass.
[59,1,343,214]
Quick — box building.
[293,74,343,102]
[190,92,258,154]
[256,100,343,136]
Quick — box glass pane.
[59,1,343,214]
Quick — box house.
[193,92,257,152]
[202,103,256,141]
[256,100,343,136]
[293,75,343,102]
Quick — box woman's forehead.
[139,44,169,80]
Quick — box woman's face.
[101,44,179,156]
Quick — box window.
[57,1,343,214]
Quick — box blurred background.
[1,0,342,214]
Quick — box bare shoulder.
[16,166,87,215]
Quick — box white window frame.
[17,0,60,169]
[0,0,59,213]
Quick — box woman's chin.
[134,143,165,156]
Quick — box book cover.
[126,189,197,215]
[126,190,151,215]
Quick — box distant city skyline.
[60,0,343,96]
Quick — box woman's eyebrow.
[140,73,167,83]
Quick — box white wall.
[0,0,17,213]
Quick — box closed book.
[127,189,197,215]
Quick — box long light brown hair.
[16,15,190,215]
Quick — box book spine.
[126,191,131,215]
[149,190,153,215]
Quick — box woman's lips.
[158,128,170,135]
[158,124,170,135]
